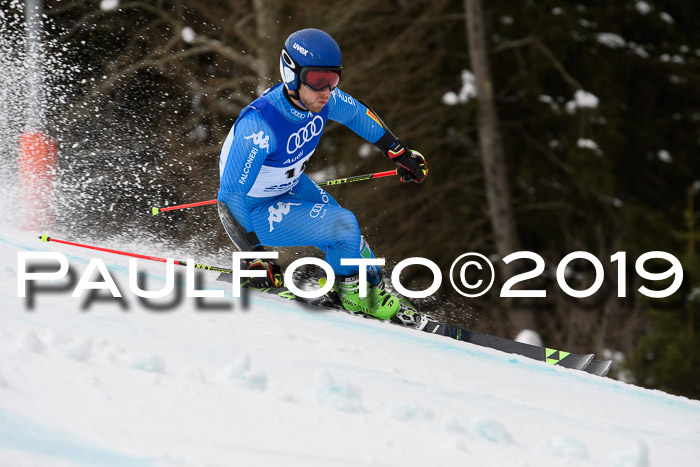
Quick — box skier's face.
[298,85,331,113]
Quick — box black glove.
[385,140,428,183]
[243,258,284,288]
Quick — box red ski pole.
[39,235,233,274]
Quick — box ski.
[420,321,594,370]
[582,359,613,377]
[218,272,611,375]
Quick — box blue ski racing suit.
[218,84,405,283]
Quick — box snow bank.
[1,229,700,466]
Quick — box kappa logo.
[292,42,309,56]
[287,115,324,154]
[268,201,301,232]
[245,131,270,152]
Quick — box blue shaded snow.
[0,409,154,467]
[250,291,700,417]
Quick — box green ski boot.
[334,275,400,320]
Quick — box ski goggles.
[300,67,342,92]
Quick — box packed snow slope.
[1,225,699,467]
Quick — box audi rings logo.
[309,203,326,219]
[287,115,324,154]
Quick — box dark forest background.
[2,0,698,398]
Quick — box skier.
[217,28,428,327]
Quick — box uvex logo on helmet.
[292,42,309,56]
[279,28,342,95]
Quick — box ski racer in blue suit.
[218,28,428,326]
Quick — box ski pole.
[151,199,218,216]
[150,169,397,215]
[39,235,233,274]
[318,169,397,186]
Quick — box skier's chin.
[305,102,326,113]
[299,97,326,113]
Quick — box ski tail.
[583,359,613,377]
[423,322,595,371]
